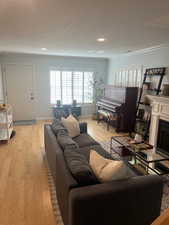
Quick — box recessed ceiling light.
[41,48,47,51]
[97,38,106,42]
[97,50,104,54]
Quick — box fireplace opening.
[157,119,169,156]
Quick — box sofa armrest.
[69,175,163,225]
[79,122,87,133]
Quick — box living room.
[0,1,169,225]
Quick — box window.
[73,72,83,104]
[114,67,143,87]
[84,72,93,103]
[62,71,72,104]
[50,70,61,104]
[50,70,93,104]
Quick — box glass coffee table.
[111,136,169,175]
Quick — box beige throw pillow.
[61,115,80,138]
[89,150,129,182]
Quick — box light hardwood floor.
[0,119,117,225]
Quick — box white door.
[5,64,35,121]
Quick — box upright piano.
[97,86,138,132]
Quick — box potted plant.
[89,77,105,120]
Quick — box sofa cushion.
[61,115,80,138]
[64,148,99,186]
[57,132,79,150]
[51,119,68,136]
[73,133,99,148]
[78,144,113,161]
[90,150,133,182]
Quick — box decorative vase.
[56,100,61,107]
[72,100,77,106]
[134,133,143,143]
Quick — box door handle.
[30,92,34,100]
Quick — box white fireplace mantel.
[147,95,169,105]
[147,95,169,150]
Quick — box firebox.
[157,119,169,156]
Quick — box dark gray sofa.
[44,122,163,225]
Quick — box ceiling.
[1,0,169,58]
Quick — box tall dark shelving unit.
[137,67,166,111]
[136,67,166,140]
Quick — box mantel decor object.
[134,133,143,143]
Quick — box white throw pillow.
[89,150,130,182]
[61,115,80,138]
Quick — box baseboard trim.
[36,115,92,121]
[36,117,54,121]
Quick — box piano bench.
[97,110,117,131]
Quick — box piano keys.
[97,86,138,132]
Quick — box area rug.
[45,141,169,225]
[46,164,64,225]
[100,141,169,212]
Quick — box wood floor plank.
[0,122,56,225]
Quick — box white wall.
[108,47,169,85]
[0,53,108,119]
[0,65,4,104]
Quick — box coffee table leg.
[146,165,148,173]
[134,155,137,164]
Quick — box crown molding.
[123,43,169,57]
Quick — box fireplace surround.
[147,95,169,155]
